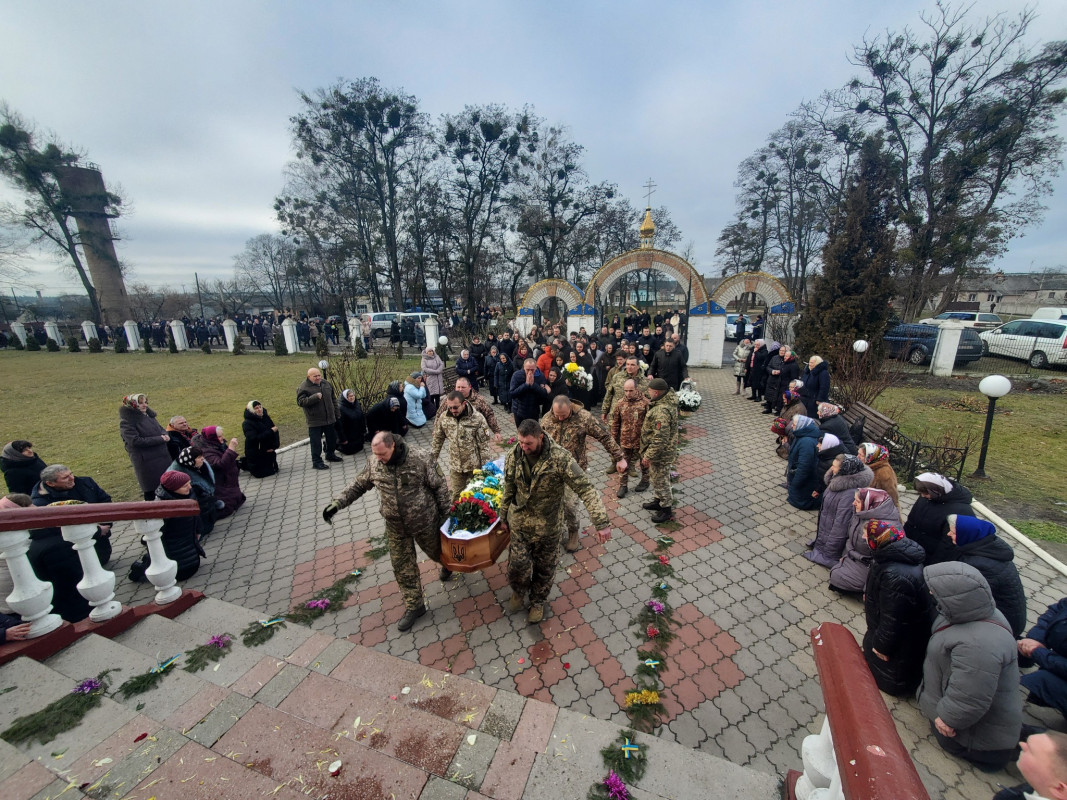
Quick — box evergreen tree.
[87,337,102,353]
[67,336,80,352]
[274,334,288,356]
[26,337,40,351]
[144,335,154,353]
[45,338,60,351]
[232,334,245,356]
[796,137,897,366]
[113,336,127,353]
[167,332,177,354]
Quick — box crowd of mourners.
[740,331,1067,796]
[3,305,1067,796]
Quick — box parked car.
[917,311,1003,329]
[883,323,984,365]
[362,311,400,339]
[1031,307,1067,321]
[725,314,755,341]
[979,319,1067,369]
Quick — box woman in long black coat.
[949,514,1027,638]
[242,400,279,479]
[763,346,800,414]
[748,340,770,402]
[862,521,932,696]
[119,393,173,500]
[799,356,831,417]
[904,472,973,565]
[336,389,367,454]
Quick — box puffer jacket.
[764,353,798,407]
[918,562,1022,754]
[455,355,480,388]
[805,465,873,567]
[862,536,931,696]
[154,484,203,581]
[336,396,366,454]
[904,480,973,565]
[430,401,491,473]
[192,433,245,518]
[732,343,752,378]
[829,494,901,593]
[787,426,822,510]
[404,381,428,428]
[1,448,46,495]
[749,345,770,393]
[420,353,445,396]
[955,522,1027,638]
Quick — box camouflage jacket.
[611,394,650,450]
[430,401,492,473]
[640,390,679,464]
[500,434,609,536]
[335,439,449,528]
[467,392,501,435]
[539,405,622,470]
[603,370,649,417]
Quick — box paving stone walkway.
[107,367,1067,799]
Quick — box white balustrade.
[81,320,98,343]
[168,319,189,350]
[222,318,238,351]
[132,518,182,605]
[282,317,300,354]
[124,319,141,349]
[61,523,122,622]
[795,717,844,800]
[0,529,64,638]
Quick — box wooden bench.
[840,401,897,446]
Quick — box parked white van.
[979,318,1067,369]
[1031,307,1067,321]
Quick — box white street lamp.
[972,375,1011,479]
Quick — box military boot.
[641,497,662,510]
[633,480,650,493]
[527,604,544,624]
[397,604,427,632]
[564,531,581,552]
[507,593,525,613]
[651,506,673,524]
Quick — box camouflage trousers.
[620,446,648,488]
[649,460,673,506]
[386,521,442,611]
[562,488,582,538]
[450,470,474,505]
[507,525,563,605]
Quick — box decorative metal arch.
[583,249,711,315]
[518,278,591,316]
[710,271,795,314]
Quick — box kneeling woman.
[242,400,279,478]
[152,471,205,581]
[192,426,246,518]
[786,416,823,510]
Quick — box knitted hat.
[952,515,996,547]
[177,446,202,467]
[838,455,865,476]
[201,425,219,441]
[855,488,890,512]
[648,378,670,392]
[388,397,400,409]
[160,471,191,493]
[770,417,789,436]
[865,519,905,550]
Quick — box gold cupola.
[639,207,655,249]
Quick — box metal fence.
[886,429,969,483]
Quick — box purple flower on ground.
[72,678,102,695]
[604,770,629,800]
[208,634,232,648]
[306,598,330,611]
[646,599,665,614]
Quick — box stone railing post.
[930,320,965,377]
[795,717,843,799]
[132,518,182,604]
[61,523,122,622]
[168,319,189,350]
[222,318,238,351]
[282,317,300,354]
[0,529,64,638]
[44,320,65,346]
[10,322,28,347]
[124,319,142,350]
[81,320,98,343]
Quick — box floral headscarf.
[770,417,789,436]
[865,519,905,550]
[854,488,890,512]
[122,393,147,409]
[859,442,890,465]
[817,402,841,419]
[783,390,801,405]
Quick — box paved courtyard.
[108,367,1067,799]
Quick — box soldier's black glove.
[322,502,341,524]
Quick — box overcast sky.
[2,0,1066,296]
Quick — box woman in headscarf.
[1,440,46,495]
[455,348,480,389]
[732,338,752,395]
[336,389,367,455]
[404,372,428,428]
[192,426,245,518]
[420,347,445,411]
[763,345,800,415]
[787,415,823,510]
[904,471,973,565]
[829,487,900,594]
[947,515,1027,638]
[815,433,844,479]
[862,520,931,696]
[242,400,279,479]
[858,442,900,508]
[805,455,873,567]
[119,393,173,500]
[817,402,857,455]
[171,446,219,535]
[544,366,569,415]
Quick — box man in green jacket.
[640,378,679,524]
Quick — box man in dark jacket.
[649,340,687,390]
[297,367,341,470]
[29,465,113,623]
[1019,597,1067,719]
[509,358,549,427]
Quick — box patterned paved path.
[111,367,1067,799]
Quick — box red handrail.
[0,500,200,532]
[811,622,929,800]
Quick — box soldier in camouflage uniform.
[454,376,504,444]
[639,378,679,524]
[431,391,493,504]
[500,419,612,624]
[322,432,451,632]
[601,356,649,474]
[540,396,626,552]
[610,378,650,498]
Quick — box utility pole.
[195,272,205,321]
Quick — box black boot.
[397,604,427,632]
[641,498,662,510]
[651,507,673,523]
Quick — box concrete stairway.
[0,597,779,799]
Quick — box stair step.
[174,597,319,660]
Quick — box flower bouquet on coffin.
[440,457,510,573]
[563,361,594,391]
[676,378,702,411]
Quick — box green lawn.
[0,349,421,501]
[873,387,1067,524]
